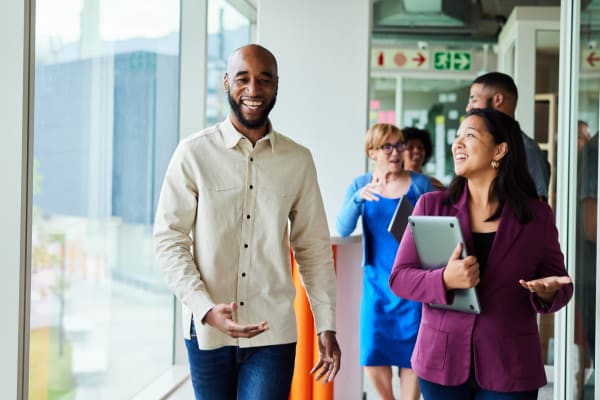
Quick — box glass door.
[368,75,471,185]
[574,2,600,396]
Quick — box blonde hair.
[364,123,404,155]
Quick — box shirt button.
[240,301,245,306]
[250,157,254,162]
[247,214,251,219]
[241,272,246,277]
[249,185,253,189]
[244,244,248,248]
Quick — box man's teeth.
[243,100,262,107]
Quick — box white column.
[256,2,370,398]
[513,22,537,136]
[0,0,31,398]
[179,0,208,140]
[332,239,364,399]
[176,0,209,364]
[256,0,370,235]
[498,6,560,137]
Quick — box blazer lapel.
[454,186,475,256]
[487,204,524,269]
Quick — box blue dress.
[336,172,434,367]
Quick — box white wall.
[498,6,560,137]
[256,0,370,235]
[0,0,29,398]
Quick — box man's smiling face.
[225,46,278,131]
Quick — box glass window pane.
[532,32,560,389]
[206,0,252,126]
[401,78,470,185]
[369,76,397,128]
[575,4,600,398]
[30,0,180,398]
[368,75,470,184]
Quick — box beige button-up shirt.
[153,118,336,349]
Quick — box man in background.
[466,71,551,200]
[578,120,592,152]
[576,132,597,399]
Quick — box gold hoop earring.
[491,160,499,169]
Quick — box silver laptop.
[408,215,481,314]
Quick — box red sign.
[582,50,600,70]
[372,48,430,70]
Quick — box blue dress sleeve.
[407,171,435,203]
[336,174,370,237]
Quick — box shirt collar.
[220,117,276,151]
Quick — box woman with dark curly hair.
[401,127,445,190]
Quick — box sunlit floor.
[166,367,555,399]
[166,378,193,399]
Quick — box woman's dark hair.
[446,108,538,224]
[401,127,433,165]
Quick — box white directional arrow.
[455,53,470,70]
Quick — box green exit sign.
[433,51,472,71]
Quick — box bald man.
[466,72,551,201]
[154,44,340,399]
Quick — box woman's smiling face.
[452,115,500,179]
[402,138,426,172]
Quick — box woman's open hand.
[519,276,572,303]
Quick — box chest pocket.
[255,165,299,223]
[255,159,300,197]
[208,161,245,192]
[199,162,245,223]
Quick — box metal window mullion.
[556,1,581,399]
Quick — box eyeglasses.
[379,142,406,154]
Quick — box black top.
[472,231,495,274]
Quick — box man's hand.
[310,330,341,384]
[519,276,572,304]
[203,302,269,338]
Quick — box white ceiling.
[372,0,562,42]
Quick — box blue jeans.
[419,377,539,400]
[185,321,296,400]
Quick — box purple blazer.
[389,186,573,392]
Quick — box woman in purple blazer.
[389,107,573,399]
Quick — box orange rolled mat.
[289,256,315,400]
[289,248,336,400]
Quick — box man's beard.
[228,91,276,130]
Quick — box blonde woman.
[336,123,433,399]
